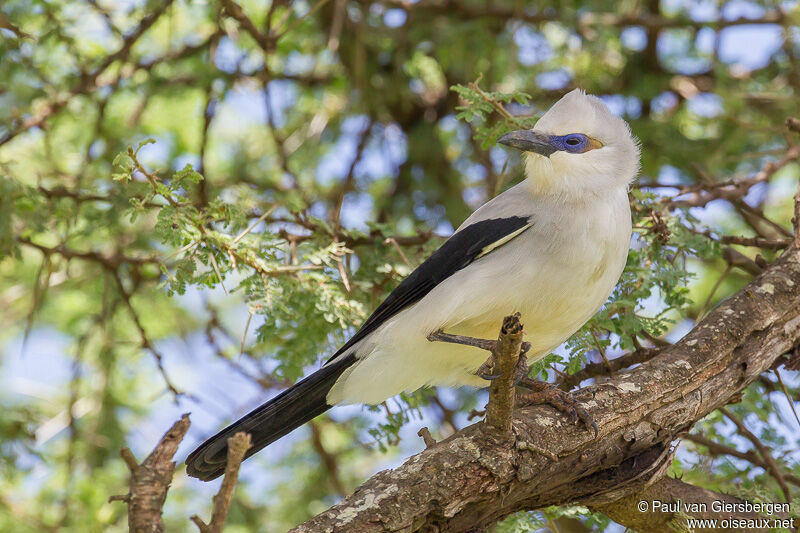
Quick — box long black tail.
[186,354,355,481]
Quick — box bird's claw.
[516,377,598,438]
[512,343,531,386]
[480,372,503,381]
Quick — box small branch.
[120,448,140,473]
[720,408,792,502]
[722,246,763,277]
[309,421,347,496]
[110,414,191,533]
[191,432,253,533]
[275,0,332,40]
[467,74,523,125]
[688,227,792,250]
[684,433,800,487]
[220,0,272,52]
[558,348,660,391]
[485,314,525,433]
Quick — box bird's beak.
[497,130,556,157]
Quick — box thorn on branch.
[417,427,437,449]
[467,408,486,421]
[191,431,253,533]
[110,414,191,533]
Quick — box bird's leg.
[516,377,598,438]
[427,330,502,379]
[426,330,496,351]
[427,327,531,382]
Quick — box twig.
[309,421,347,496]
[722,247,763,277]
[239,310,253,357]
[467,74,522,125]
[191,432,253,533]
[220,0,272,52]
[689,228,791,250]
[558,348,660,391]
[697,264,732,320]
[208,252,227,294]
[109,414,191,533]
[384,237,412,267]
[232,206,277,244]
[275,0,333,40]
[0,0,176,147]
[111,271,184,398]
[485,314,525,433]
[720,407,792,502]
[773,368,800,430]
[684,433,800,487]
[794,167,800,248]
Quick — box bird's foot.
[516,377,598,438]
[476,356,502,380]
[513,343,531,385]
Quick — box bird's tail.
[186,354,356,481]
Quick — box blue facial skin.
[549,133,590,153]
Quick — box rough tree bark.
[289,244,800,532]
[109,414,191,533]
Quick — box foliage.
[1,0,799,531]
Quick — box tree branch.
[110,414,191,533]
[592,477,777,531]
[191,432,253,533]
[485,314,525,433]
[291,243,800,532]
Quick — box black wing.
[327,216,533,362]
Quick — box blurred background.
[1,0,799,531]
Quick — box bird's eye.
[549,133,601,154]
[563,134,588,152]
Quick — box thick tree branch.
[291,244,800,532]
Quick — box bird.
[186,89,640,481]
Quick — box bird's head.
[498,89,640,198]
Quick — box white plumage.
[328,89,639,405]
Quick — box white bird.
[187,89,640,481]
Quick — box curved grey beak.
[497,130,556,157]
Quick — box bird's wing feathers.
[327,216,533,362]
